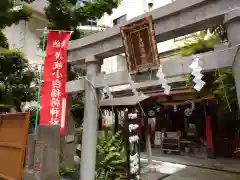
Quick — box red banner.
[40,32,71,134]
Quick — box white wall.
[24,24,42,65]
[3,21,26,51]
[3,20,43,66]
[25,0,46,14]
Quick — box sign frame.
[120,16,159,74]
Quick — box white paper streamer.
[191,101,195,110]
[156,65,171,95]
[130,153,139,174]
[128,75,138,96]
[174,104,177,112]
[190,56,205,91]
[129,124,139,132]
[103,74,113,99]
[129,135,139,143]
[128,113,138,120]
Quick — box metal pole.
[80,56,100,180]
[35,27,48,134]
[144,116,152,164]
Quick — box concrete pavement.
[164,167,240,180]
[140,159,187,180]
[140,157,240,180]
[141,150,240,173]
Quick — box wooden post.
[114,108,119,133]
[124,109,141,179]
[123,109,130,180]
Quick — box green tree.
[0,0,34,29]
[0,0,38,111]
[45,0,119,40]
[42,0,120,108]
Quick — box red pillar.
[205,112,216,158]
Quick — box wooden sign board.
[120,16,159,74]
[0,113,30,180]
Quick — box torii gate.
[67,0,240,179]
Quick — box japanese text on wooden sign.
[120,16,159,74]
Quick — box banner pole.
[34,27,48,134]
[36,29,73,33]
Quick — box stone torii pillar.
[80,55,101,180]
[225,8,240,107]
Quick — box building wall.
[24,23,43,65]
[25,0,46,14]
[100,0,177,74]
[3,20,44,66]
[3,21,26,51]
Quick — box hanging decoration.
[190,55,205,91]
[102,74,113,99]
[126,111,141,179]
[173,104,177,112]
[156,65,171,95]
[184,108,193,117]
[128,75,138,96]
[191,101,195,110]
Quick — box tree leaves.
[0,50,37,105]
[0,1,32,29]
[45,0,119,40]
[95,132,127,180]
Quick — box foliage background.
[179,27,239,123]
[0,0,38,111]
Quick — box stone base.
[23,169,34,180]
[141,172,169,180]
[207,148,216,159]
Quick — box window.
[174,33,196,42]
[113,15,127,26]
[117,54,127,71]
[76,0,97,26]
[76,0,86,8]
[87,20,97,26]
